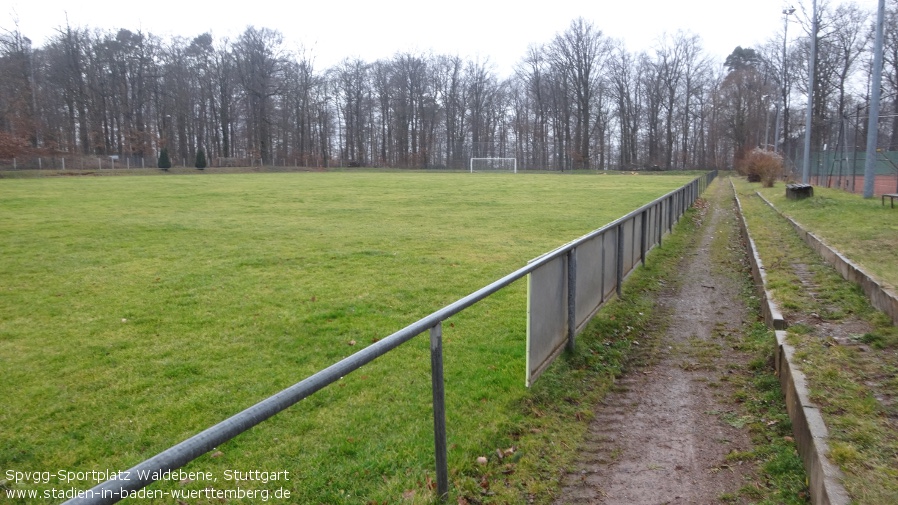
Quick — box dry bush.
[739,148,783,187]
[0,131,30,159]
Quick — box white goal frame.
[469,157,517,173]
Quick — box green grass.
[715,322,810,505]
[733,177,898,504]
[0,171,697,504]
[754,183,898,291]
[702,179,808,504]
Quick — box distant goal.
[469,157,517,173]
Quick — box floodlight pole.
[863,0,886,198]
[774,7,795,154]
[801,0,817,184]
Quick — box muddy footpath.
[553,179,782,505]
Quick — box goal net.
[470,157,517,173]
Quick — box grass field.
[0,171,697,503]
[754,183,898,291]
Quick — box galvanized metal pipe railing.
[63,171,716,505]
[62,251,546,505]
[429,322,449,500]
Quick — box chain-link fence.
[784,148,898,196]
[0,155,333,173]
[0,155,154,171]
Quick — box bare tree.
[828,3,870,134]
[233,26,288,163]
[607,43,641,169]
[549,17,612,169]
[8,11,888,174]
[515,44,552,169]
[0,24,40,148]
[332,58,370,165]
[640,52,665,168]
[433,54,466,168]
[884,0,898,149]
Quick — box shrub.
[739,148,783,187]
[195,149,207,169]
[0,131,29,158]
[158,148,172,169]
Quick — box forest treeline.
[1,0,896,171]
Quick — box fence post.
[567,249,577,351]
[668,195,674,233]
[676,191,680,221]
[640,210,647,266]
[429,323,449,502]
[616,224,624,297]
[683,188,687,216]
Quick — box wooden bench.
[883,193,898,208]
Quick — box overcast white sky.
[3,0,878,76]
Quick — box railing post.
[640,209,647,266]
[664,196,673,232]
[677,189,682,222]
[670,194,675,227]
[430,323,449,502]
[616,224,624,297]
[567,249,577,351]
[682,187,687,216]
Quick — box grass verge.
[754,182,898,295]
[733,176,898,504]
[706,180,809,504]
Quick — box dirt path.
[554,180,760,504]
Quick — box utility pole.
[802,0,817,184]
[863,0,885,198]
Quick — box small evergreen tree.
[195,149,207,169]
[158,148,172,169]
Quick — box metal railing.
[63,171,716,504]
[526,170,715,385]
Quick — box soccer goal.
[469,157,517,173]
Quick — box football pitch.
[1,171,696,503]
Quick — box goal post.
[469,157,517,173]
